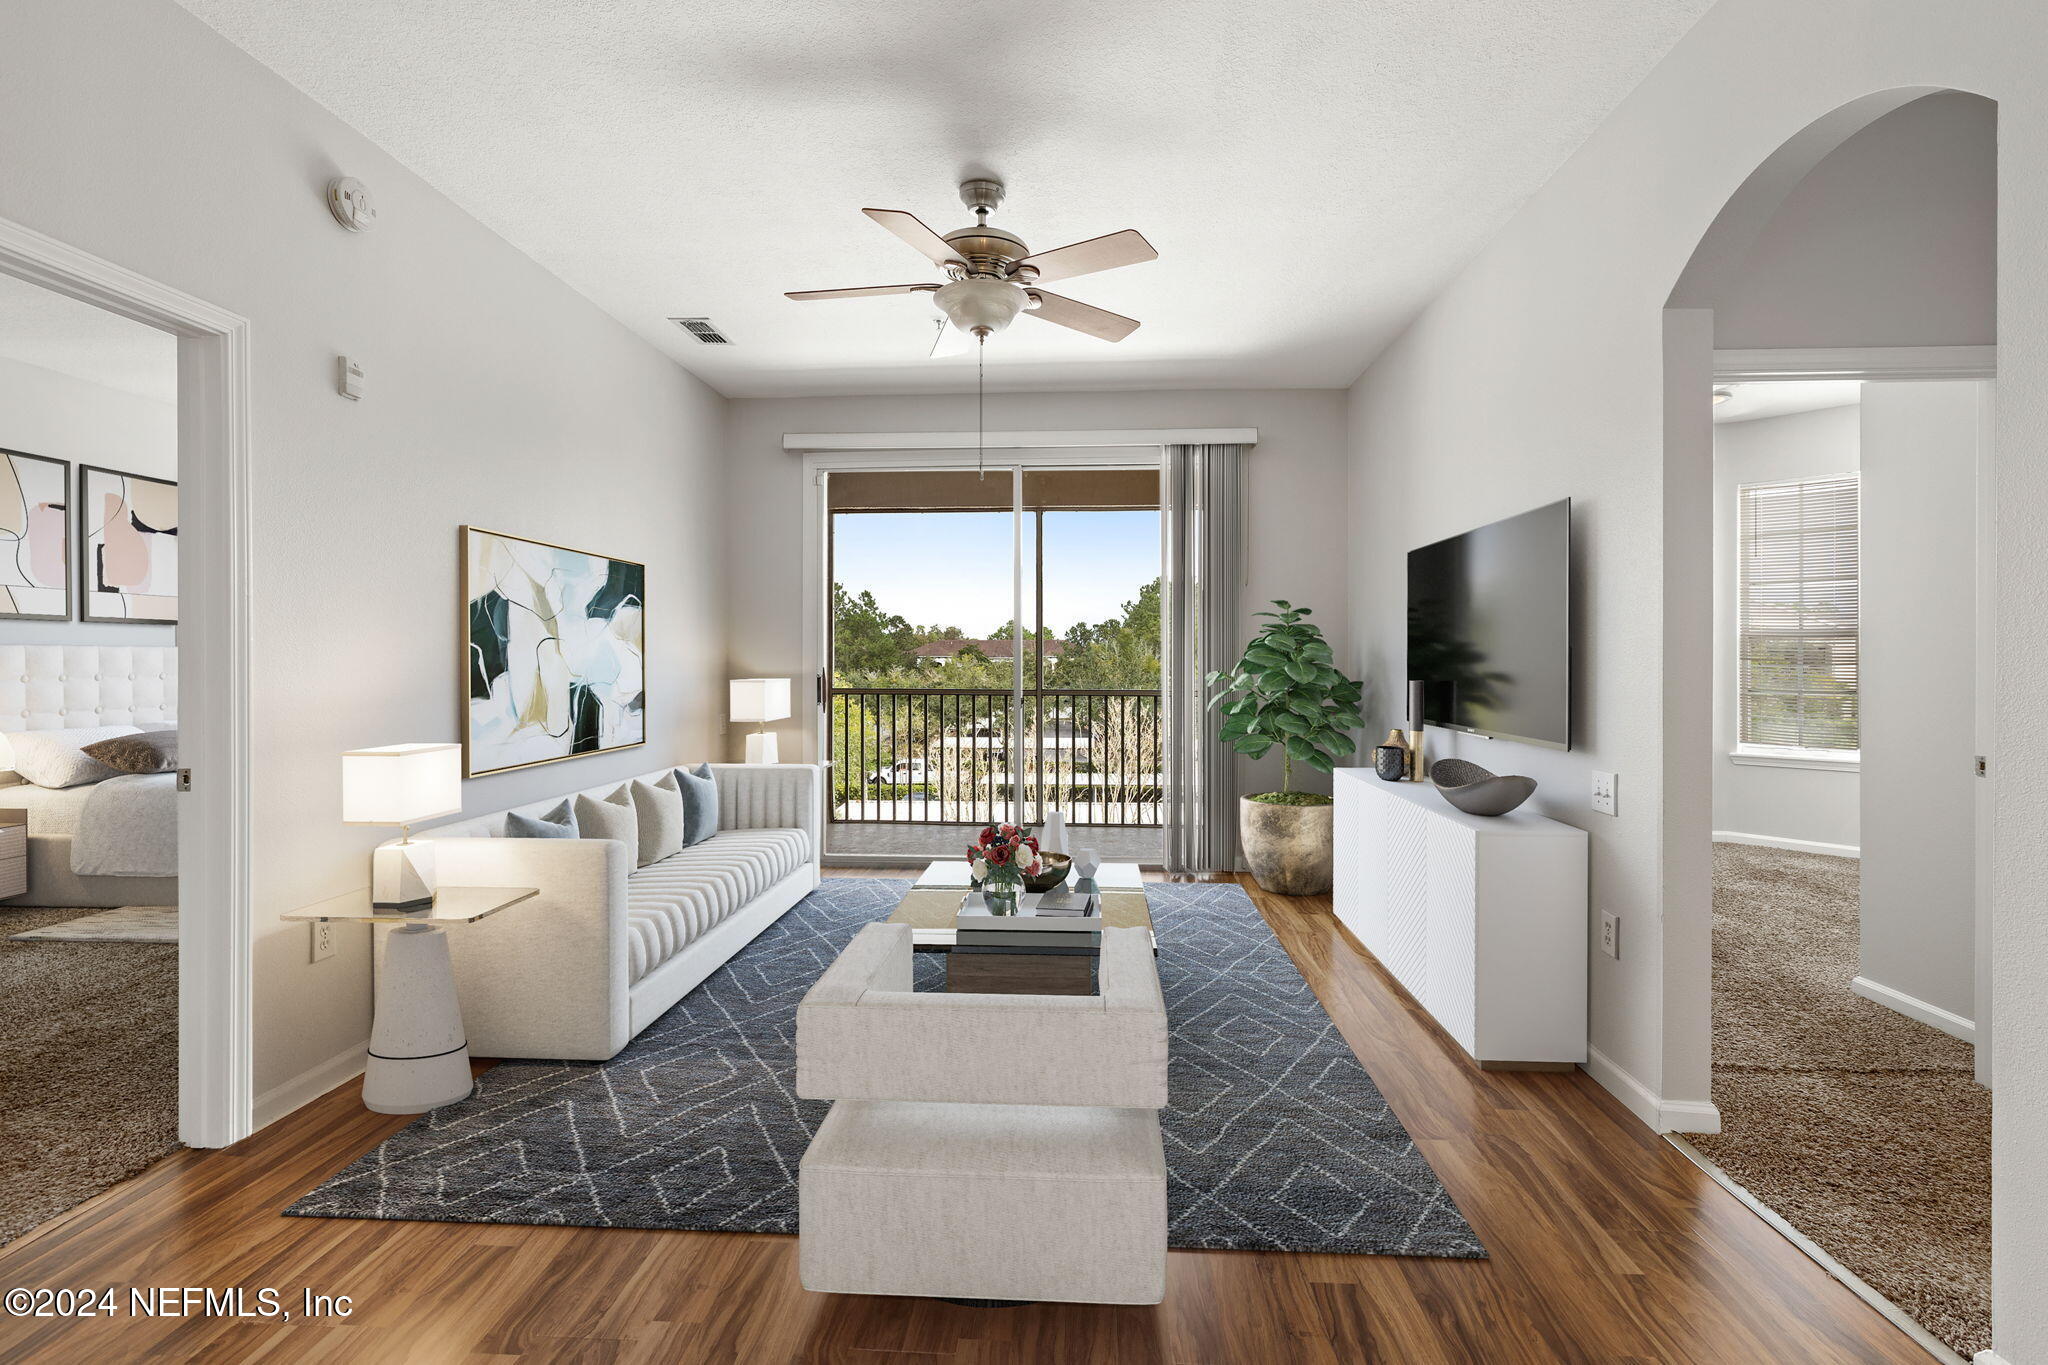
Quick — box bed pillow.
[2,725,142,788]
[675,763,719,846]
[505,799,578,839]
[81,729,179,775]
[630,772,686,865]
[572,786,639,868]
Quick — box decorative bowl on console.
[1022,852,1072,892]
[1429,758,1537,817]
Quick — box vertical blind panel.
[1737,473,1860,751]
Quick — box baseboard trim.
[1581,1046,1722,1133]
[254,1042,367,1131]
[1669,1136,1969,1365]
[1713,830,1860,859]
[1851,976,1977,1043]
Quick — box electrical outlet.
[311,920,335,964]
[1600,910,1620,959]
[1590,769,1618,816]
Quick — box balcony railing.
[829,686,1163,828]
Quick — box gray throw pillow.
[506,799,577,839]
[572,786,640,867]
[676,764,719,846]
[81,729,180,775]
[630,772,686,865]
[3,725,140,788]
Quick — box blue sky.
[834,510,1161,636]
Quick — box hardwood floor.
[0,869,1929,1363]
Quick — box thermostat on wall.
[337,355,364,401]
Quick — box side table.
[283,885,537,1113]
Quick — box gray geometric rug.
[286,879,1484,1258]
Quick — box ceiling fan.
[786,178,1157,356]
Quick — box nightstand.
[283,885,537,1114]
[0,809,26,899]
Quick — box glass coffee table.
[886,860,1154,996]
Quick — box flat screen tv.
[1407,499,1571,750]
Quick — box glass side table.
[283,886,537,1114]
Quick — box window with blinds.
[1737,473,1860,753]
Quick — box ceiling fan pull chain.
[977,336,986,478]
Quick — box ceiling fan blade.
[785,283,939,301]
[929,318,974,358]
[1015,229,1157,284]
[1024,289,1140,342]
[863,208,964,267]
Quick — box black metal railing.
[829,686,1163,828]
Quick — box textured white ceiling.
[1712,381,1864,424]
[176,0,1712,398]
[0,272,177,404]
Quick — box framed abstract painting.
[0,449,71,621]
[79,464,178,624]
[462,526,646,778]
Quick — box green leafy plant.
[1207,601,1363,795]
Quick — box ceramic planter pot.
[1238,796,1334,896]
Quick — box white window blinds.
[1737,473,1860,752]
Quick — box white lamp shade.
[342,743,464,826]
[729,677,792,724]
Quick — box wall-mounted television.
[1407,499,1572,750]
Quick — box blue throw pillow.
[676,764,718,846]
[506,799,578,839]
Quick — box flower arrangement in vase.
[969,823,1043,916]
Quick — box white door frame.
[794,443,1170,853]
[1710,346,1996,1088]
[0,217,254,1147]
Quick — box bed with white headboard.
[0,644,179,908]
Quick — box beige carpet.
[1692,843,1989,1359]
[9,905,178,943]
[0,907,180,1244]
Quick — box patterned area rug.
[287,879,1484,1259]
[7,906,178,943]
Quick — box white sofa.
[394,763,821,1061]
[795,922,1170,1304]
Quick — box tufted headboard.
[0,645,178,736]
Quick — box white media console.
[1333,768,1589,1069]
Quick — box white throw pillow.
[572,785,639,869]
[630,772,686,866]
[2,725,143,788]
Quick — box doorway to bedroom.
[0,269,184,1245]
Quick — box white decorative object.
[730,677,792,764]
[342,743,463,908]
[1039,809,1069,855]
[1333,768,1588,1067]
[1072,845,1101,891]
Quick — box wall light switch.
[1591,770,1618,816]
[311,920,335,963]
[1600,910,1620,959]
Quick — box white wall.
[724,388,1350,807]
[1858,381,1982,1027]
[1714,91,1996,349]
[1710,402,1860,852]
[0,356,177,648]
[0,1,729,1111]
[1339,5,2043,1355]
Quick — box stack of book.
[954,887,1104,952]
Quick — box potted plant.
[1207,601,1362,895]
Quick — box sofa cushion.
[631,772,686,865]
[506,799,577,839]
[676,763,719,846]
[573,786,640,868]
[624,826,812,983]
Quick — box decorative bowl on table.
[1022,853,1072,893]
[1429,758,1538,817]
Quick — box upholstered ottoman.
[798,1098,1167,1304]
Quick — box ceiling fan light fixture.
[934,277,1027,339]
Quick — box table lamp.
[730,678,792,764]
[343,743,463,907]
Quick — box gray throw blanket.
[71,773,179,877]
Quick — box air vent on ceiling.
[669,316,732,345]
